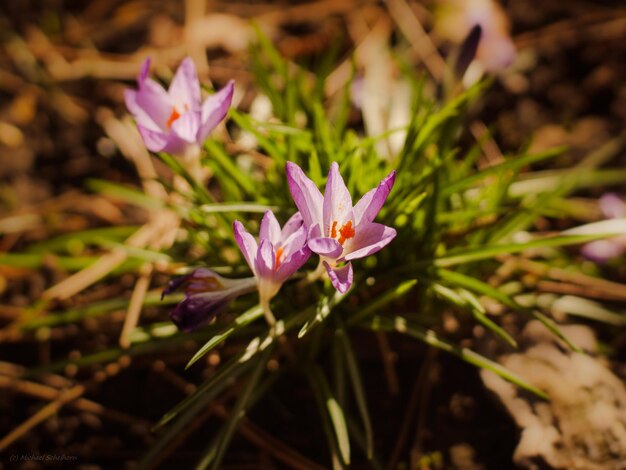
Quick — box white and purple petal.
[308,237,343,259]
[135,78,173,130]
[323,162,353,234]
[254,239,276,279]
[233,220,258,274]
[281,212,304,240]
[344,223,396,261]
[599,193,626,219]
[168,57,201,112]
[197,80,235,143]
[324,261,353,294]
[286,162,324,229]
[136,125,169,153]
[275,246,311,284]
[259,210,282,245]
[353,170,396,227]
[170,111,201,143]
[581,239,624,264]
[280,224,308,260]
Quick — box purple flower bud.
[162,268,256,332]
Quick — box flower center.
[330,220,355,245]
[275,247,284,268]
[166,108,181,129]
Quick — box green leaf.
[435,234,612,268]
[307,365,351,466]
[336,319,373,458]
[437,269,581,352]
[209,346,273,470]
[185,305,264,369]
[299,290,347,338]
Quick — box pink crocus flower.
[286,161,396,293]
[125,57,234,156]
[234,211,311,319]
[581,193,626,263]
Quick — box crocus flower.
[435,0,515,73]
[125,57,234,156]
[581,193,626,263]
[162,268,256,332]
[286,161,396,293]
[233,211,311,315]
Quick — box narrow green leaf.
[336,320,373,458]
[437,269,581,352]
[307,365,351,466]
[435,233,612,268]
[209,346,273,470]
[185,305,264,369]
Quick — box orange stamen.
[337,220,355,245]
[275,247,284,268]
[166,108,181,129]
[330,221,338,239]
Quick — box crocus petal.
[170,111,201,143]
[136,124,169,152]
[259,210,282,245]
[233,220,258,274]
[286,161,324,229]
[344,223,396,261]
[124,90,160,132]
[581,240,624,264]
[254,239,276,279]
[308,236,343,259]
[323,162,353,235]
[281,212,304,240]
[168,57,201,111]
[138,57,151,84]
[353,170,396,227]
[324,261,353,293]
[280,224,308,260]
[135,78,173,130]
[170,293,230,332]
[599,193,626,219]
[197,80,235,143]
[275,246,311,284]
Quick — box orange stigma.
[330,221,338,239]
[338,220,355,245]
[275,247,284,268]
[166,108,181,128]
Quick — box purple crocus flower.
[162,268,256,332]
[233,211,311,317]
[581,193,626,263]
[125,57,234,156]
[286,161,396,293]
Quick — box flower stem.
[299,260,327,288]
[260,298,277,328]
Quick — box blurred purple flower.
[581,193,626,263]
[234,211,311,307]
[435,0,516,72]
[162,268,255,332]
[286,161,396,293]
[125,57,234,156]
